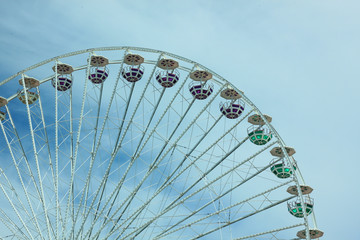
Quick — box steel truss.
[0,47,318,240]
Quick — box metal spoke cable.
[189,195,296,240]
[1,131,33,217]
[0,208,29,240]
[0,167,31,219]
[76,82,107,239]
[73,53,164,240]
[66,53,91,239]
[21,75,53,239]
[86,82,135,239]
[89,83,224,239]
[70,51,126,234]
[233,223,304,240]
[113,113,226,238]
[99,109,248,239]
[156,180,292,239]
[0,171,34,240]
[99,84,226,239]
[85,84,174,239]
[54,61,60,239]
[69,82,75,240]
[120,135,276,239]
[109,97,197,235]
[1,107,44,239]
[91,87,166,239]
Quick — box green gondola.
[270,162,296,179]
[248,129,272,145]
[288,197,314,218]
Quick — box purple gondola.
[189,82,214,100]
[52,76,73,91]
[88,67,109,84]
[156,70,180,88]
[121,65,145,83]
[220,100,245,119]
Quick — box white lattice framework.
[0,47,321,240]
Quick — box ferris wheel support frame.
[0,46,319,240]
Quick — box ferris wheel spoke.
[108,98,198,236]
[109,111,225,238]
[67,53,92,240]
[68,85,75,239]
[0,172,35,236]
[89,87,167,239]
[21,75,54,239]
[119,133,276,240]
[114,95,197,220]
[69,53,120,239]
[6,108,46,236]
[0,108,46,240]
[98,64,197,224]
[100,84,226,239]
[0,127,32,217]
[0,175,35,239]
[111,114,225,238]
[87,82,135,238]
[88,65,208,238]
[158,109,253,194]
[0,168,32,220]
[0,208,31,240]
[233,223,304,240]
[73,53,165,240]
[156,180,293,239]
[188,195,295,240]
[50,62,76,239]
[81,54,166,240]
[37,65,65,239]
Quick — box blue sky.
[0,0,359,239]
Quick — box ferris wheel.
[0,47,323,240]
